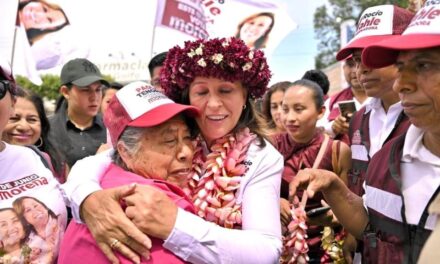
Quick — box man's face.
[63,81,103,118]
[353,49,398,99]
[393,47,440,134]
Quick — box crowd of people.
[1,1,439,264]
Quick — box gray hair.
[112,126,147,170]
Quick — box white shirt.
[366,98,403,157]
[62,139,283,263]
[401,125,440,228]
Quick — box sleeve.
[317,99,337,137]
[61,149,113,223]
[163,146,283,264]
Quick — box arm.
[61,149,112,223]
[289,168,368,239]
[62,150,151,263]
[337,142,352,185]
[126,145,283,263]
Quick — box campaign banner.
[1,0,296,84]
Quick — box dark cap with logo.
[60,58,109,87]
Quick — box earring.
[35,137,43,148]
[243,105,247,110]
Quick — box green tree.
[314,0,408,69]
[15,74,114,101]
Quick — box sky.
[269,0,328,84]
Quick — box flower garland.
[281,194,309,264]
[185,128,256,228]
[320,227,346,263]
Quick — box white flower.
[242,62,253,71]
[229,62,235,68]
[187,50,196,58]
[222,40,229,47]
[211,53,223,64]
[179,67,185,73]
[248,51,254,59]
[197,58,207,67]
[260,62,266,70]
[195,44,204,55]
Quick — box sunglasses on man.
[0,80,14,100]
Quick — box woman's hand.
[280,198,292,227]
[81,184,152,264]
[124,184,178,240]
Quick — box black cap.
[60,58,109,87]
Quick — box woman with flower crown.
[62,37,283,263]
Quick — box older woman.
[58,82,198,263]
[290,2,440,263]
[63,37,283,264]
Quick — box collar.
[402,125,440,166]
[364,98,402,114]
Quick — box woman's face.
[270,90,285,132]
[0,210,25,249]
[282,85,324,143]
[100,88,118,114]
[3,97,41,146]
[20,1,67,30]
[189,77,247,146]
[121,116,194,188]
[239,15,272,45]
[0,88,15,137]
[22,198,49,227]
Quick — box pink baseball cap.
[104,81,199,146]
[336,5,414,61]
[363,2,440,68]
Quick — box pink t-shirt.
[58,163,195,263]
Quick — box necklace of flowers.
[281,193,309,264]
[185,127,256,229]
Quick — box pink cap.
[104,81,199,146]
[362,2,440,68]
[336,5,414,61]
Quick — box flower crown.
[160,37,271,101]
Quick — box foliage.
[15,74,114,100]
[313,0,409,69]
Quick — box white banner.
[1,0,296,84]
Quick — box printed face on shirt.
[100,88,117,114]
[0,209,25,250]
[189,77,247,146]
[61,81,103,119]
[3,97,41,146]
[270,90,285,132]
[120,116,194,188]
[281,85,325,143]
[352,49,398,98]
[0,88,15,137]
[393,47,440,133]
[22,198,49,228]
[19,1,67,31]
[240,15,273,47]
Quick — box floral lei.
[184,127,256,229]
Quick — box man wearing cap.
[289,2,440,263]
[49,58,108,167]
[335,5,413,197]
